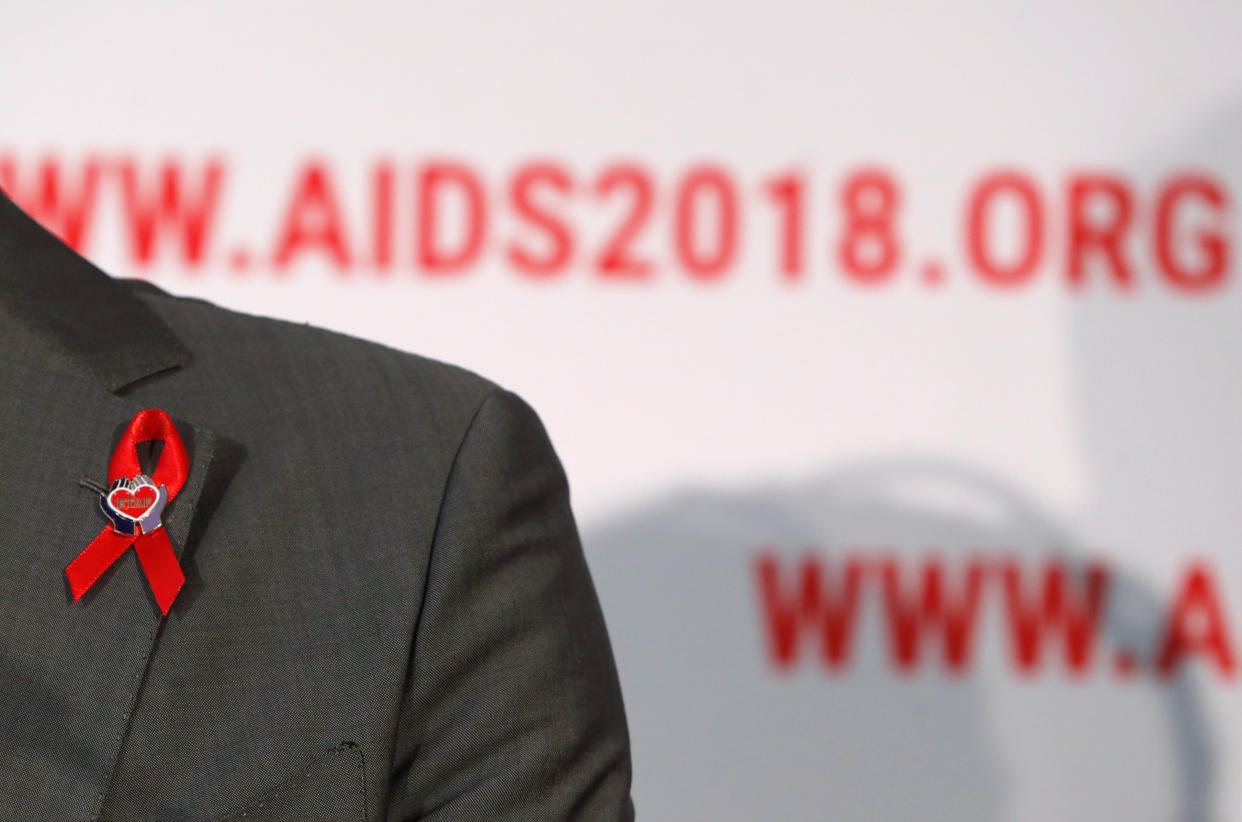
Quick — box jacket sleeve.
[387,388,635,820]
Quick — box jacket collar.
[0,186,191,392]
[0,188,244,818]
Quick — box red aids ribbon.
[66,408,190,615]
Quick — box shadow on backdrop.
[587,459,1210,821]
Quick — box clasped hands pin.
[100,474,168,536]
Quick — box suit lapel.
[0,187,232,819]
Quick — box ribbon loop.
[107,408,190,498]
[66,408,190,615]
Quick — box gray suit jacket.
[0,189,635,820]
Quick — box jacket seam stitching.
[383,385,504,807]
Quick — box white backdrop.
[5,2,1242,819]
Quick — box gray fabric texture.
[0,188,635,821]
